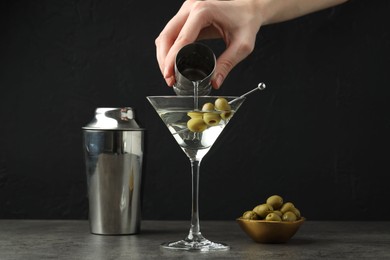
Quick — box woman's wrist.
[249,0,349,26]
[248,0,278,26]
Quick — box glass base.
[161,237,229,251]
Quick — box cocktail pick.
[228,82,266,105]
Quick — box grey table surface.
[0,220,389,259]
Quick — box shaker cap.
[82,107,144,131]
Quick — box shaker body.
[82,107,144,235]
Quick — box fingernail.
[163,67,170,79]
[166,76,175,86]
[215,74,224,89]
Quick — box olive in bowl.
[237,195,305,243]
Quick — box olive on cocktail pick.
[203,112,221,126]
[214,97,232,120]
[220,111,232,120]
[187,118,207,132]
[187,111,203,119]
[214,97,231,111]
[202,102,215,111]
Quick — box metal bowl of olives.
[237,195,305,243]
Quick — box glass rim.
[146,95,244,99]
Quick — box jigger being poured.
[173,42,216,96]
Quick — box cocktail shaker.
[82,107,145,235]
[173,42,216,96]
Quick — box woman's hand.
[155,0,263,89]
[155,0,349,89]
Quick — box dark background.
[1,0,389,221]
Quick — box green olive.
[220,111,233,120]
[265,212,282,222]
[266,195,283,210]
[242,211,258,220]
[203,112,221,126]
[291,207,301,219]
[187,111,203,119]
[280,202,295,214]
[187,118,207,132]
[273,210,283,217]
[282,211,297,222]
[202,102,215,111]
[214,97,231,111]
[253,203,273,219]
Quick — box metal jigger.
[173,42,216,96]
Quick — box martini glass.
[147,95,245,251]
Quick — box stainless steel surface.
[173,42,216,96]
[82,107,144,235]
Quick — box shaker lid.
[82,107,144,130]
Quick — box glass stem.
[187,158,203,241]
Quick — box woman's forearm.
[253,0,349,26]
